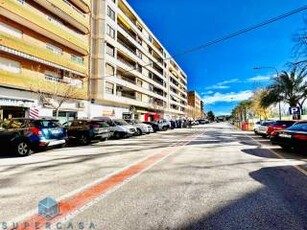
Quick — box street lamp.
[253,66,282,120]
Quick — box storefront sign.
[0,97,35,107]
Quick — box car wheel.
[280,145,292,151]
[15,140,31,157]
[114,132,121,139]
[79,134,90,145]
[136,128,142,136]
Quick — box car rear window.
[34,120,60,128]
[274,121,296,125]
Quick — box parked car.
[197,119,209,124]
[270,121,307,154]
[143,121,160,132]
[93,117,136,139]
[253,121,262,134]
[0,118,67,156]
[256,121,275,137]
[64,119,111,145]
[157,119,170,131]
[266,120,296,137]
[126,120,154,135]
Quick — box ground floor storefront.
[0,87,87,123]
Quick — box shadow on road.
[177,165,307,230]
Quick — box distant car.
[266,120,296,137]
[126,120,153,135]
[157,119,170,131]
[270,121,307,154]
[93,117,136,139]
[197,119,209,124]
[0,118,67,156]
[64,119,111,145]
[256,121,275,137]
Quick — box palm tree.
[260,65,307,114]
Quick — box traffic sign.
[289,107,301,115]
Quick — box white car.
[256,121,275,137]
[126,120,154,135]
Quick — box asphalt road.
[0,123,306,230]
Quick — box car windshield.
[114,119,129,126]
[287,123,307,131]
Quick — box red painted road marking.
[10,131,203,230]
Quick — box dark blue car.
[0,118,67,156]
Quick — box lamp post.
[253,66,282,120]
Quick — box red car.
[267,120,296,137]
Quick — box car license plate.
[279,133,292,138]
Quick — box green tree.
[260,65,307,114]
[207,111,215,121]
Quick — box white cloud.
[205,78,240,90]
[202,90,253,105]
[201,90,214,95]
[248,75,271,82]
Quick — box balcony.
[33,0,90,33]
[117,54,136,69]
[152,63,163,76]
[70,0,90,13]
[1,0,89,55]
[0,69,87,99]
[0,33,87,76]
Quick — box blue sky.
[128,0,307,115]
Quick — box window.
[107,6,115,21]
[71,54,84,64]
[136,22,143,32]
[106,25,115,38]
[136,63,142,73]
[106,43,115,57]
[136,50,142,59]
[0,57,21,73]
[44,71,61,82]
[46,43,62,55]
[105,81,114,94]
[0,22,22,38]
[136,36,142,45]
[105,63,115,75]
[148,36,153,43]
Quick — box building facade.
[187,91,203,119]
[90,0,187,121]
[0,0,90,122]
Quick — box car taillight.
[271,131,278,136]
[30,127,42,135]
[293,134,307,141]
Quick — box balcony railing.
[117,38,137,55]
[117,56,136,69]
[0,33,87,75]
[3,0,88,54]
[0,69,87,99]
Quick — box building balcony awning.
[118,14,131,30]
[0,45,86,77]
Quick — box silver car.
[126,120,154,135]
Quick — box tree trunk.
[55,108,60,118]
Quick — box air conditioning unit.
[78,102,85,108]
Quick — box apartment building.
[90,0,187,121]
[0,0,90,122]
[187,91,203,119]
